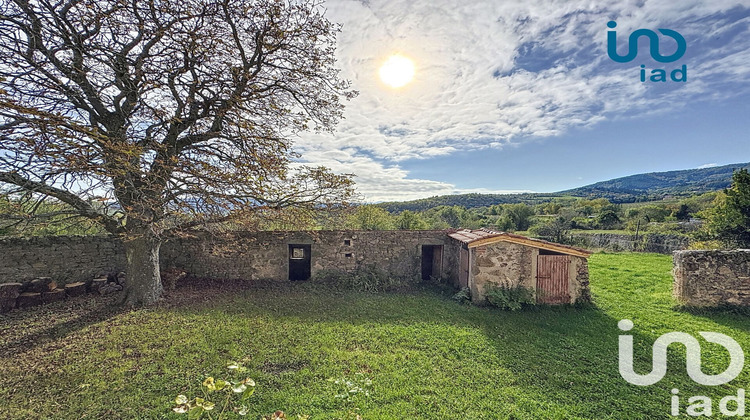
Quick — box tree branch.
[0,171,123,234]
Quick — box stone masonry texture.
[160,230,450,281]
[0,231,449,284]
[466,241,590,304]
[673,250,750,307]
[0,231,590,307]
[0,236,125,285]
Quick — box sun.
[379,54,415,88]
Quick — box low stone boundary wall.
[0,236,125,285]
[0,231,451,312]
[570,233,690,254]
[673,250,750,307]
[0,230,450,284]
[160,230,449,281]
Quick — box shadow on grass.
[0,294,127,356]
[166,280,713,418]
[671,304,750,335]
[473,306,689,418]
[2,274,743,419]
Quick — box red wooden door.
[536,255,570,304]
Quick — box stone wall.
[0,231,450,285]
[574,257,591,303]
[470,241,534,302]
[570,233,690,254]
[673,250,750,307]
[0,232,592,310]
[161,230,449,281]
[0,236,125,284]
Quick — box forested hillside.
[378,193,558,213]
[379,162,749,212]
[560,162,749,202]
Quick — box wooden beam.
[467,235,592,258]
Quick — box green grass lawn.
[1,253,749,419]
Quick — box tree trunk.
[121,233,163,306]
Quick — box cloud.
[697,163,719,168]
[295,1,750,201]
[296,147,534,202]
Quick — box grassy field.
[1,253,749,419]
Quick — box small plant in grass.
[172,361,256,418]
[484,284,535,311]
[451,287,472,304]
[327,372,372,420]
[330,373,372,400]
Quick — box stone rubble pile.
[0,272,126,313]
[98,272,126,295]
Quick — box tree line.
[5,171,748,252]
[347,170,750,250]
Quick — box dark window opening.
[289,244,311,281]
[539,249,565,256]
[345,253,353,258]
[421,245,443,281]
[344,239,351,246]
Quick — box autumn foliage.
[0,0,357,304]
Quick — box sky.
[296,0,750,202]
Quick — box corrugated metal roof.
[448,228,592,257]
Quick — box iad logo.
[606,21,687,82]
[618,320,746,417]
[618,319,744,386]
[606,21,686,63]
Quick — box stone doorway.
[421,245,443,281]
[288,244,311,281]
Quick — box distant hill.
[378,162,749,212]
[377,193,558,213]
[560,162,749,202]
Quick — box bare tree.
[0,0,357,305]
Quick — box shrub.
[311,265,409,292]
[688,240,724,250]
[451,287,472,305]
[700,169,750,247]
[484,284,535,311]
[644,222,684,235]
